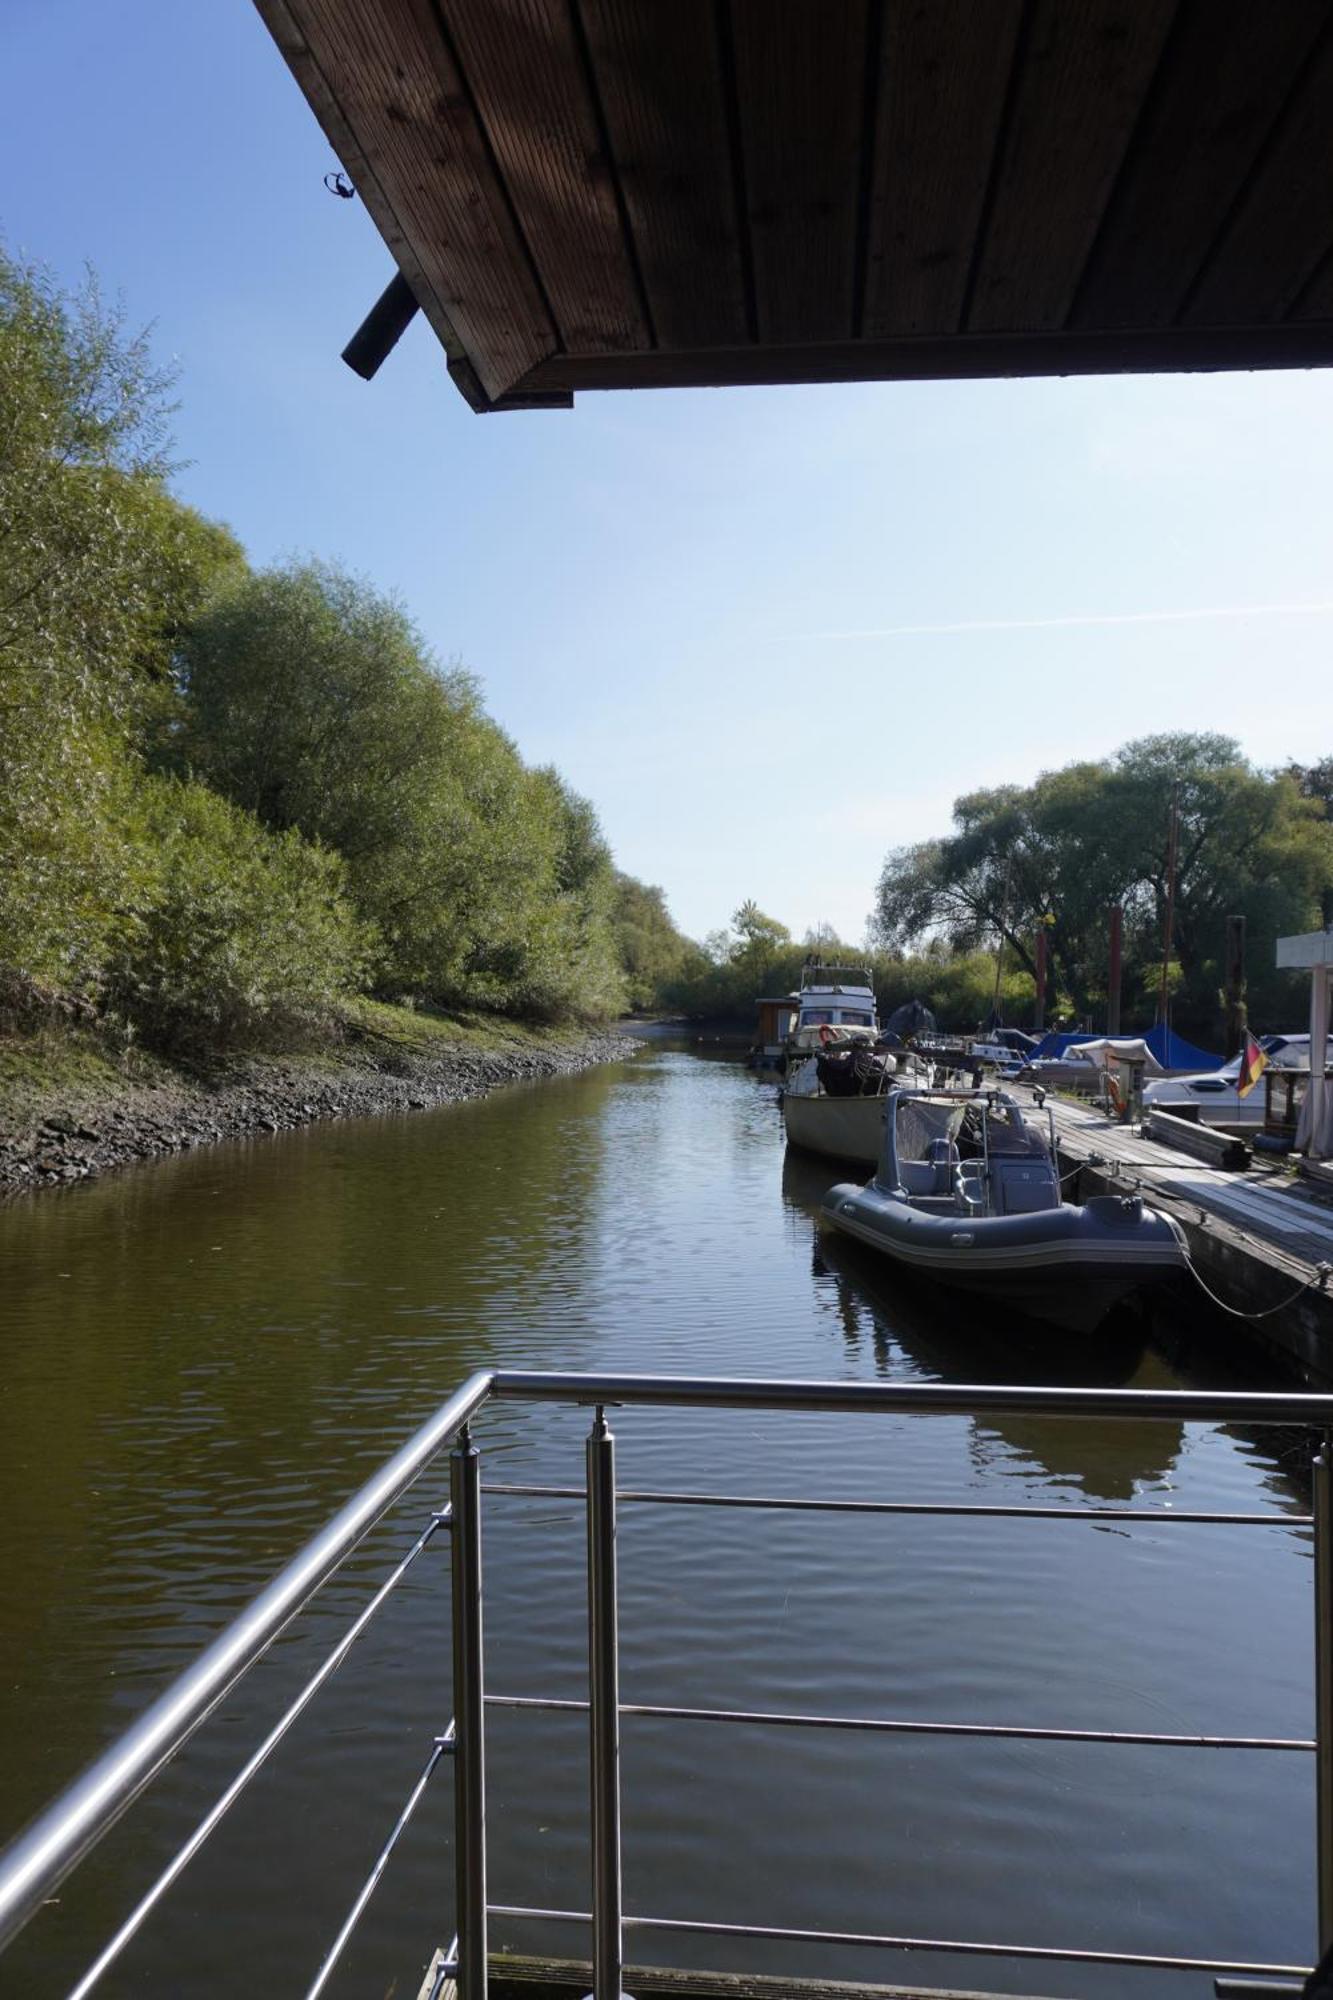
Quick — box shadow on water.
[777,1139,1315,1511]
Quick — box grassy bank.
[0,1000,633,1196]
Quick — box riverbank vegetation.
[5,247,1328,1077]
[1,248,658,1059]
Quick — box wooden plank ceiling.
[255,0,1333,410]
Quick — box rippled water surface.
[0,1047,1318,1998]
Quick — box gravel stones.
[0,1031,633,1198]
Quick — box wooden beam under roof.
[862,0,1025,341]
[253,0,1333,411]
[578,0,749,350]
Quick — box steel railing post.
[451,1426,488,2000]
[1316,1437,1333,1956]
[587,1407,629,2000]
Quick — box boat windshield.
[973,1099,1048,1157]
[895,1096,967,1162]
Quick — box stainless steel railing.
[2,1370,1333,1998]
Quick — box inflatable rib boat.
[820,1086,1185,1333]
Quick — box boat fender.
[1120,1194,1143,1217]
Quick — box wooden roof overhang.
[255,0,1333,411]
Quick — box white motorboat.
[782,1047,896,1163]
[779,962,901,1162]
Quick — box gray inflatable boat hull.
[821,1185,1186,1333]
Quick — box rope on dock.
[1058,1139,1333,1317]
[1180,1250,1332,1321]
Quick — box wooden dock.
[1028,1092,1333,1381]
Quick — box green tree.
[610,874,699,1010]
[179,562,628,1018]
[872,734,1333,1039]
[109,777,367,1045]
[0,247,243,997]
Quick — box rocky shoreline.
[0,1027,635,1198]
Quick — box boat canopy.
[1028,1031,1100,1061]
[1027,1026,1220,1068]
[1064,1037,1164,1074]
[1144,1025,1223,1069]
[884,1000,938,1040]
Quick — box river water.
[0,1046,1318,1998]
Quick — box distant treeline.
[653,902,1039,1031]
[872,735,1332,1045]
[663,731,1333,1047]
[0,248,686,1047]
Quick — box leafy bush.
[0,249,244,1003]
[110,778,368,1044]
[178,563,630,1019]
[0,707,150,994]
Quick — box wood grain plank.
[966,0,1178,335]
[513,319,1333,393]
[578,0,749,349]
[863,0,1024,338]
[729,0,869,346]
[1184,23,1333,327]
[445,0,649,352]
[1072,0,1328,329]
[1288,247,1333,327]
[282,0,558,400]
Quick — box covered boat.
[820,1087,1185,1333]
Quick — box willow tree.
[873,735,1333,1037]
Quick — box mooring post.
[451,1425,488,2000]
[587,1406,628,2000]
[1315,1435,1333,1957]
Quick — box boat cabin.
[789,964,878,1052]
[749,992,798,1071]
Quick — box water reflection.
[0,1050,1319,1998]
[782,1142,1202,1503]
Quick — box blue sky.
[6,0,1333,944]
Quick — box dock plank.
[1024,1095,1333,1379]
[1038,1095,1333,1261]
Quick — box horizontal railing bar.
[305,1728,453,2000]
[489,1369,1333,1426]
[485,1693,1313,1753]
[8,1368,1333,1975]
[482,1481,1307,1526]
[0,1368,495,1955]
[66,1508,453,2000]
[486,1904,1310,1978]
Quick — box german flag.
[1236,1031,1268,1099]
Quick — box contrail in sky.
[795,600,1333,639]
